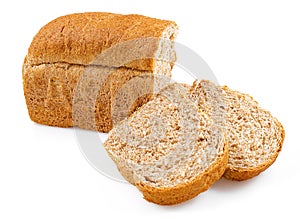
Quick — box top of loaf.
[26,12,178,71]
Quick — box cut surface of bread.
[23,12,177,132]
[190,80,285,181]
[221,85,285,180]
[104,83,228,205]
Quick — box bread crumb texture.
[104,83,228,205]
[190,80,284,181]
[221,86,285,180]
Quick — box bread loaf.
[23,12,178,132]
[190,80,285,181]
[104,83,228,205]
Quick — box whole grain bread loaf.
[190,80,285,181]
[23,12,178,132]
[104,83,228,205]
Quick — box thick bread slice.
[190,80,285,181]
[104,83,228,205]
[26,12,178,71]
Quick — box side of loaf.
[190,80,285,181]
[104,83,228,205]
[23,62,170,132]
[23,12,178,132]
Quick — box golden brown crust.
[136,139,228,205]
[26,12,178,71]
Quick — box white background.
[1,0,299,218]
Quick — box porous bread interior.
[153,24,178,73]
[109,25,176,126]
[190,80,284,176]
[104,83,226,188]
[109,61,173,127]
[189,80,227,131]
[222,86,284,169]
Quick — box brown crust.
[136,138,228,205]
[223,119,285,181]
[26,12,178,71]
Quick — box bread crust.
[26,12,178,71]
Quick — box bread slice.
[190,80,285,181]
[104,83,228,205]
[23,12,177,132]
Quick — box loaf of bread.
[23,12,178,132]
[190,80,285,181]
[104,83,228,205]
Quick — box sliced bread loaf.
[190,80,285,181]
[104,83,228,205]
[23,12,177,132]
